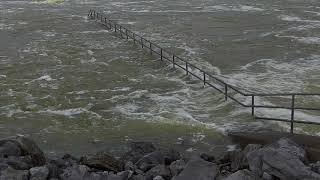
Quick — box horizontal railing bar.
[255,117,320,125]
[255,117,293,123]
[246,93,320,97]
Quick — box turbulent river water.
[0,0,319,157]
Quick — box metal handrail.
[88,9,320,133]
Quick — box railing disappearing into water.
[88,9,320,134]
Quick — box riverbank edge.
[1,132,320,179]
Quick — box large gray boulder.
[81,150,123,172]
[223,169,262,180]
[30,166,49,180]
[173,158,218,180]
[247,137,320,180]
[0,136,46,166]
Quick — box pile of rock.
[1,135,320,180]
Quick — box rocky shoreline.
[1,135,320,180]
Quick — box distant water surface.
[0,0,319,156]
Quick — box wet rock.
[136,149,180,172]
[107,170,133,180]
[262,172,274,180]
[153,176,165,180]
[223,169,262,180]
[46,162,60,179]
[15,136,46,166]
[200,153,215,163]
[122,142,156,163]
[30,166,49,180]
[0,136,46,166]
[145,165,171,180]
[81,150,123,172]
[231,144,262,171]
[173,158,218,180]
[0,166,29,180]
[131,174,147,180]
[1,155,33,170]
[124,161,135,171]
[247,137,320,180]
[62,154,79,167]
[59,165,90,180]
[310,161,320,174]
[169,160,186,176]
[0,141,22,157]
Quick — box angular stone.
[231,144,262,171]
[30,166,49,180]
[169,160,186,177]
[223,169,262,180]
[59,165,90,180]
[145,165,171,180]
[107,170,132,180]
[153,176,165,180]
[122,142,156,163]
[81,151,123,172]
[131,174,147,180]
[247,138,320,180]
[173,158,218,180]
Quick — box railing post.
[115,24,117,32]
[291,95,295,134]
[141,37,143,48]
[251,96,255,116]
[172,55,175,69]
[186,62,188,75]
[150,43,152,54]
[203,72,206,86]
[225,84,228,101]
[160,49,163,60]
[120,26,123,38]
[133,33,135,44]
[126,29,128,39]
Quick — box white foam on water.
[39,105,102,118]
[0,104,23,118]
[223,55,320,93]
[276,35,320,45]
[31,0,65,4]
[87,50,94,55]
[80,30,109,34]
[0,23,14,30]
[278,14,320,23]
[207,5,264,12]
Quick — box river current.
[0,0,319,156]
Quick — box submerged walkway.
[87,9,320,134]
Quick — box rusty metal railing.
[88,9,320,133]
